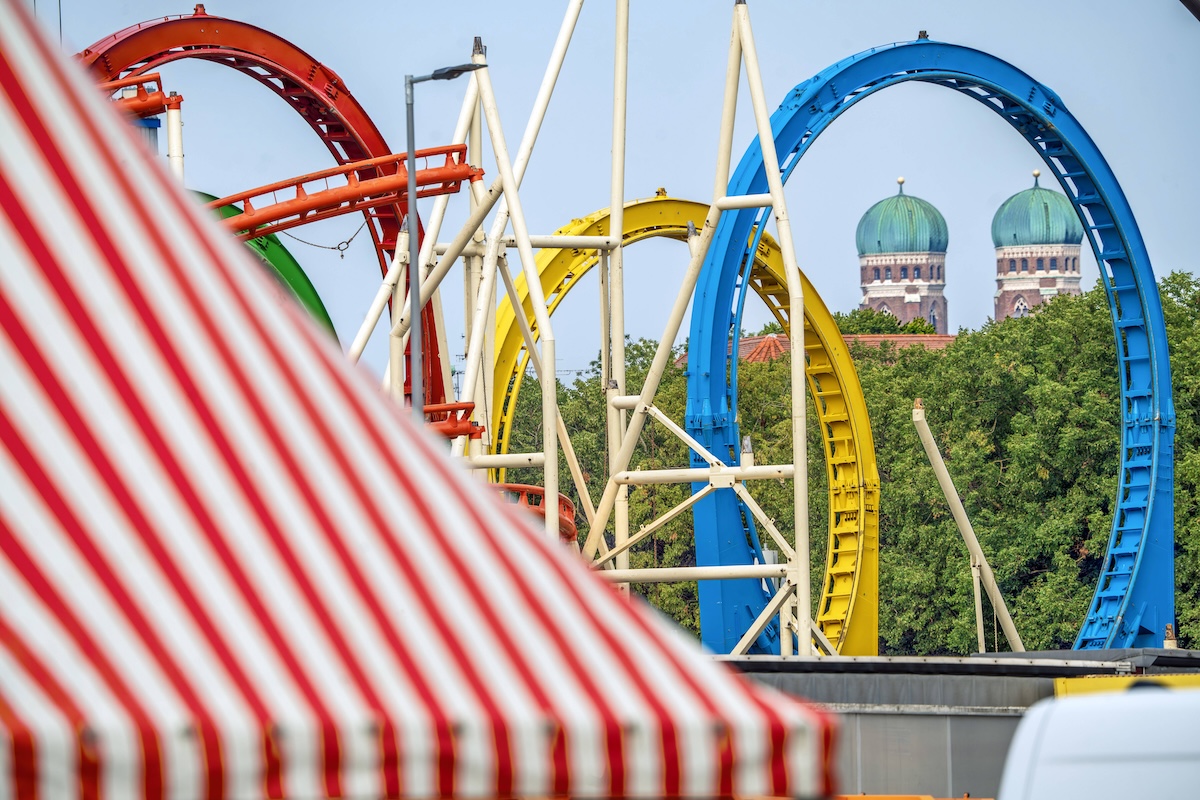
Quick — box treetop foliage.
[506,273,1200,653]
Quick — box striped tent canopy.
[0,2,834,798]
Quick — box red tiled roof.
[675,332,954,367]
[843,333,957,350]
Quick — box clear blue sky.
[41,1,1200,375]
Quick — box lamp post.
[405,63,483,423]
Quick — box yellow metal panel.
[491,195,879,654]
[1055,673,1200,696]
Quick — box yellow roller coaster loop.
[491,195,878,654]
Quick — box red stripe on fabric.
[821,704,837,798]
[0,518,162,800]
[0,373,226,800]
[0,614,100,800]
[0,185,250,799]
[394,437,682,795]
[11,42,449,800]
[0,677,37,800]
[142,167,537,798]
[23,12,816,800]
[263,728,282,800]
[0,45,351,798]
[263,320,631,795]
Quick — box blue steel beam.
[686,39,1174,653]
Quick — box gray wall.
[746,671,1055,797]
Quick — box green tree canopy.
[504,274,1200,652]
[835,308,938,335]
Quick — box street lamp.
[405,62,484,423]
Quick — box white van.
[997,686,1200,799]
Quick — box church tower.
[856,178,949,333]
[992,170,1085,319]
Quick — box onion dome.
[855,177,949,256]
[991,170,1084,247]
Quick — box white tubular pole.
[392,177,501,342]
[613,464,794,485]
[597,564,787,585]
[388,236,408,400]
[165,94,183,182]
[455,2,583,434]
[349,77,480,364]
[475,63,559,541]
[732,483,796,561]
[594,485,715,568]
[582,5,743,561]
[492,254,595,527]
[610,0,631,577]
[465,453,546,469]
[466,92,493,455]
[578,211,714,552]
[730,583,796,656]
[912,401,1025,652]
[972,560,987,653]
[644,404,724,467]
[714,193,773,210]
[737,1,811,655]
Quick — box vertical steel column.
[913,400,1024,652]
[734,0,810,654]
[164,93,183,182]
[474,59,559,540]
[453,2,584,457]
[609,0,631,572]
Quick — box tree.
[502,276,1200,652]
[834,307,937,335]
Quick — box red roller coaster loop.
[78,4,450,404]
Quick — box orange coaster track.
[78,4,450,404]
[211,148,482,241]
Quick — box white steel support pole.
[492,253,596,526]
[165,93,184,182]
[474,63,559,541]
[404,75,426,423]
[737,0,811,655]
[582,5,743,560]
[972,560,987,653]
[351,77,480,364]
[913,400,1025,651]
[467,90,493,458]
[453,4,583,452]
[388,234,409,401]
[610,0,631,575]
[599,248,611,393]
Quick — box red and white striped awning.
[0,2,834,798]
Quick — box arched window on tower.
[900,267,908,279]
[1036,258,1044,271]
[914,266,921,279]
[878,303,892,316]
[885,267,892,280]
[929,306,938,331]
[873,267,880,281]
[1013,296,1030,318]
[1050,257,1058,271]
[1009,259,1016,272]
[1021,258,1028,272]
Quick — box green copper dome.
[991,171,1084,247]
[856,178,948,256]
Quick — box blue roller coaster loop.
[685,39,1174,654]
